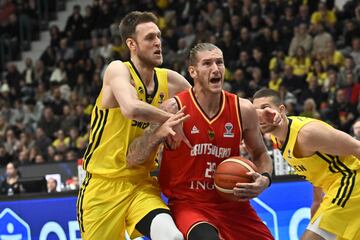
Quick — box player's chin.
[153,55,163,65]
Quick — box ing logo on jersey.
[138,86,144,94]
[208,130,215,140]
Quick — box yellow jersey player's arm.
[297,121,360,159]
[102,60,172,123]
[127,98,182,167]
[167,69,192,97]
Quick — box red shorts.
[169,200,274,240]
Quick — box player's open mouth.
[210,77,221,84]
[154,50,161,55]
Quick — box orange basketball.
[214,156,258,201]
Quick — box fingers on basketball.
[214,156,258,201]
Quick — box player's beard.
[137,49,162,68]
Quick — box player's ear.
[279,104,286,114]
[126,38,136,51]
[188,66,197,79]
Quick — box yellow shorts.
[311,171,360,240]
[77,172,169,240]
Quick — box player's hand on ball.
[233,172,268,201]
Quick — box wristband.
[261,172,272,187]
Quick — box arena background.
[1,0,359,239]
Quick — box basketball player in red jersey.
[127,43,274,240]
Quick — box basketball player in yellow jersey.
[76,11,191,240]
[253,88,360,240]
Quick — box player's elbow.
[121,102,141,120]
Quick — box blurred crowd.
[0,0,360,176]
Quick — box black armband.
[261,172,272,187]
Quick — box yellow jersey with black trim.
[271,116,360,207]
[82,61,169,178]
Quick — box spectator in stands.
[0,145,12,167]
[34,127,51,157]
[3,128,20,158]
[99,36,113,62]
[60,105,76,134]
[52,129,69,153]
[312,22,333,56]
[17,149,30,165]
[65,5,84,41]
[310,2,336,31]
[295,4,310,25]
[81,5,96,40]
[56,38,74,62]
[327,88,358,132]
[268,70,282,92]
[338,56,360,88]
[49,25,62,48]
[288,46,311,80]
[269,49,286,73]
[48,86,68,116]
[38,107,60,138]
[276,6,296,49]
[49,60,67,84]
[22,58,36,86]
[0,115,8,140]
[300,98,320,119]
[0,162,22,195]
[347,36,360,66]
[288,23,312,57]
[218,29,238,66]
[40,46,57,68]
[323,41,345,69]
[352,118,360,140]
[230,68,250,97]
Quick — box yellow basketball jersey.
[271,116,360,206]
[82,61,169,178]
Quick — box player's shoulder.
[236,95,253,110]
[106,60,128,70]
[103,60,130,82]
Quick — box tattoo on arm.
[127,123,163,167]
[126,98,179,167]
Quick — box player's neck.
[193,89,222,118]
[130,57,155,85]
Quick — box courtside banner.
[0,181,312,240]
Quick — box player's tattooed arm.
[127,98,186,167]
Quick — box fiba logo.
[0,208,31,240]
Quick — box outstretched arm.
[234,98,273,201]
[298,121,360,159]
[104,61,172,123]
[126,98,184,167]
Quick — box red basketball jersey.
[159,89,242,204]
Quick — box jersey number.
[205,162,216,178]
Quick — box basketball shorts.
[169,200,274,240]
[77,172,169,240]
[311,171,360,240]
